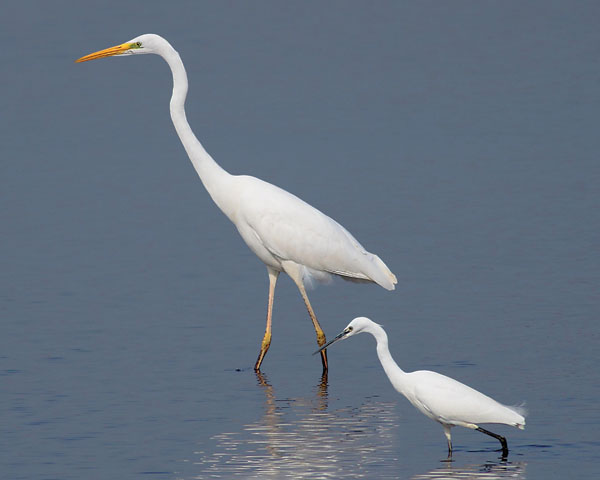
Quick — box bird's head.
[313,316,377,355]
[75,34,164,63]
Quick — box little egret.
[315,317,526,457]
[76,34,397,371]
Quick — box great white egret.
[76,34,397,371]
[315,317,526,457]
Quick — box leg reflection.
[315,371,328,411]
[192,371,399,477]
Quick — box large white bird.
[76,34,397,371]
[316,317,526,457]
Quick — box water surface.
[2,1,599,479]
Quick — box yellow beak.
[75,42,133,63]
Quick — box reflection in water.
[191,372,400,478]
[412,460,526,479]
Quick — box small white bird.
[76,35,397,372]
[315,317,526,457]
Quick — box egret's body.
[317,317,526,457]
[76,34,396,371]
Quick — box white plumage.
[76,34,396,371]
[316,317,526,457]
[232,176,396,290]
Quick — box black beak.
[313,329,349,355]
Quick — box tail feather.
[334,254,397,290]
[369,254,397,291]
[511,402,528,418]
[511,402,527,429]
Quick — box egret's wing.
[411,371,524,427]
[237,176,396,289]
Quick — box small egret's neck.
[158,39,234,217]
[367,324,410,395]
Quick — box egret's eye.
[347,326,353,332]
[135,42,142,48]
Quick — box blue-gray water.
[2,1,599,478]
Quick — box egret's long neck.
[371,325,410,396]
[161,44,235,218]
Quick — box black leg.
[476,427,509,457]
[443,425,453,461]
[445,448,453,462]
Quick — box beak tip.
[312,330,346,356]
[74,43,131,64]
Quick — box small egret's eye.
[347,326,354,333]
[135,41,142,48]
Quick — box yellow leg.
[296,281,328,371]
[254,267,279,371]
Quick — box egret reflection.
[412,460,526,479]
[191,372,400,478]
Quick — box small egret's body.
[317,317,525,457]
[76,34,396,371]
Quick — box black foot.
[441,453,453,463]
[476,427,509,457]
